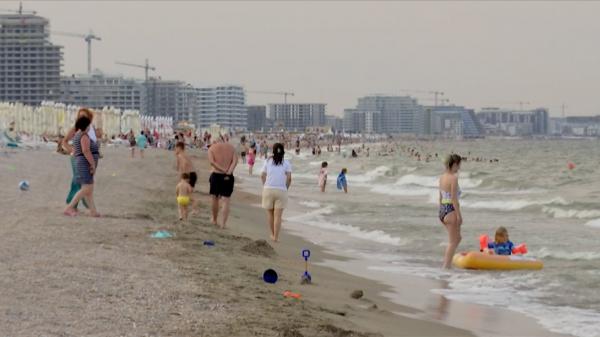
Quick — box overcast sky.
[8,1,600,116]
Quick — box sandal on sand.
[63,209,77,217]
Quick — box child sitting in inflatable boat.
[486,227,514,255]
[480,227,527,255]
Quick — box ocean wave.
[287,207,402,246]
[542,207,600,219]
[534,247,600,261]
[461,197,568,211]
[371,184,437,198]
[585,218,600,229]
[299,200,321,208]
[394,174,483,189]
[348,165,391,183]
[437,273,600,337]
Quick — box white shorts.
[262,188,288,210]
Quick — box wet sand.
[0,146,557,336]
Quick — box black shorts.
[188,171,197,188]
[209,173,235,198]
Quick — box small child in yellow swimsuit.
[176,173,194,221]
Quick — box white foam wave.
[287,207,402,246]
[394,174,482,189]
[584,218,600,229]
[462,197,568,211]
[299,200,321,208]
[348,165,391,183]
[437,273,600,337]
[534,247,600,261]
[542,207,600,219]
[371,184,437,197]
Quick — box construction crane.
[53,30,101,74]
[247,90,295,104]
[398,89,445,106]
[517,101,530,111]
[482,101,531,110]
[0,2,36,15]
[115,59,156,82]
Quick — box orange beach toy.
[283,291,301,299]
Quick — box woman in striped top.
[63,116,101,217]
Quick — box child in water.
[337,168,348,193]
[319,162,328,192]
[486,226,514,255]
[176,173,194,221]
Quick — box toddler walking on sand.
[176,173,194,221]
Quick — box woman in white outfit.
[261,143,292,242]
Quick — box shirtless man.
[175,142,198,212]
[208,137,238,228]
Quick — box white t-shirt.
[87,125,97,142]
[261,158,292,191]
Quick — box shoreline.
[234,155,573,337]
[0,146,572,336]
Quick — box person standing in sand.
[176,173,194,221]
[261,143,292,242]
[64,116,100,217]
[61,108,95,212]
[175,142,199,213]
[128,129,136,158]
[136,130,147,159]
[247,143,256,176]
[439,154,463,269]
[208,138,238,228]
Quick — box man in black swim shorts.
[207,138,238,228]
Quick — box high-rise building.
[60,72,145,112]
[268,103,326,130]
[0,12,63,105]
[247,105,267,131]
[325,115,343,132]
[429,105,483,138]
[343,95,424,134]
[145,79,196,125]
[196,85,246,130]
[477,107,549,136]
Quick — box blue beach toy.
[19,180,29,191]
[151,230,173,239]
[301,249,312,284]
[203,240,215,246]
[263,269,278,284]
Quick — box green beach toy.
[151,230,173,239]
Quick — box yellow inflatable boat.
[453,251,543,270]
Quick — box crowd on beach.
[53,107,515,269]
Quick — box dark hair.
[175,141,185,150]
[182,172,190,180]
[272,143,285,166]
[322,161,328,168]
[341,168,347,174]
[445,154,462,170]
[75,116,91,131]
[141,130,144,135]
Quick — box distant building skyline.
[6,1,599,117]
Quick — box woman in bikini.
[439,154,462,269]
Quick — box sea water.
[242,139,600,337]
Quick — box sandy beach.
[0,146,565,336]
